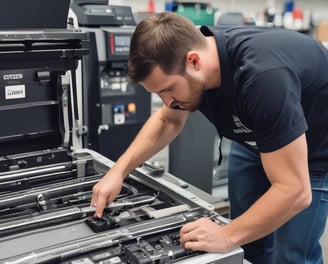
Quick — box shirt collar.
[200,25,234,98]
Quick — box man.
[91,12,328,263]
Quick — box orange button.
[128,103,136,113]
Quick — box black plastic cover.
[0,0,70,29]
[71,0,136,26]
[0,31,89,156]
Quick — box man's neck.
[204,36,221,90]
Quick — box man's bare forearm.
[109,107,188,179]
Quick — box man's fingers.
[90,196,97,208]
[181,221,197,233]
[184,240,205,251]
[94,196,112,218]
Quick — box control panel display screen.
[114,35,130,46]
[108,33,131,55]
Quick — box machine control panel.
[107,32,132,57]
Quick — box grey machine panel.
[0,149,244,263]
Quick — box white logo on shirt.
[232,115,258,149]
[232,115,253,134]
[244,141,258,149]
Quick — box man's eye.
[166,87,173,92]
[160,88,171,93]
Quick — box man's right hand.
[91,171,124,218]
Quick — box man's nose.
[159,94,174,108]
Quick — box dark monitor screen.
[0,0,70,29]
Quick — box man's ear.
[185,51,201,70]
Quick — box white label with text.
[5,85,26,99]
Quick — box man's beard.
[170,73,204,112]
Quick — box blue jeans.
[228,141,328,264]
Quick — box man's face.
[140,66,205,112]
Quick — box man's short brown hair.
[128,12,207,85]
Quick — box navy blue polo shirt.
[198,25,328,175]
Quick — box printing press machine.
[0,2,244,263]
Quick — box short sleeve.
[239,67,308,152]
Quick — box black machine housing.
[71,0,152,162]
